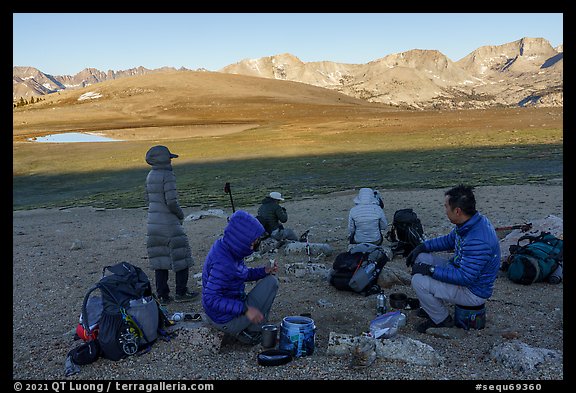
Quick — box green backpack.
[502,231,563,285]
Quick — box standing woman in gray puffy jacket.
[145,145,198,304]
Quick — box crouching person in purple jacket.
[202,210,279,345]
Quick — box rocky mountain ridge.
[13,37,562,110]
[220,37,563,109]
[12,65,195,102]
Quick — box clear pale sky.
[13,13,564,76]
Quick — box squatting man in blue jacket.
[405,184,500,333]
[202,210,279,345]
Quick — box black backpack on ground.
[81,262,167,361]
[329,243,389,296]
[386,208,425,257]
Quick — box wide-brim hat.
[269,191,285,201]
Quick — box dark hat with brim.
[145,145,179,165]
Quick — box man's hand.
[405,243,426,267]
[411,263,433,276]
[245,306,264,323]
[265,260,278,275]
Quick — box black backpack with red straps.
[329,244,389,296]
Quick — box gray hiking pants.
[411,253,486,324]
[207,274,279,336]
[271,227,299,241]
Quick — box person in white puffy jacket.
[348,188,388,245]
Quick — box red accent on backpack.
[76,323,99,341]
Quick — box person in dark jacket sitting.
[406,184,500,333]
[202,210,279,345]
[256,191,298,241]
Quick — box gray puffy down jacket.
[145,145,193,272]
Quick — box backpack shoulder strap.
[81,285,100,332]
[517,231,550,246]
[352,254,365,275]
[515,231,563,259]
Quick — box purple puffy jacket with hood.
[202,210,266,324]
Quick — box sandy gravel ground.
[12,183,564,382]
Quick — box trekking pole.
[301,230,311,263]
[223,182,236,213]
[495,223,532,232]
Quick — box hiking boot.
[416,308,430,319]
[174,290,199,303]
[158,295,173,305]
[236,330,262,345]
[416,315,454,333]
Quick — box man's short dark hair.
[445,184,477,216]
